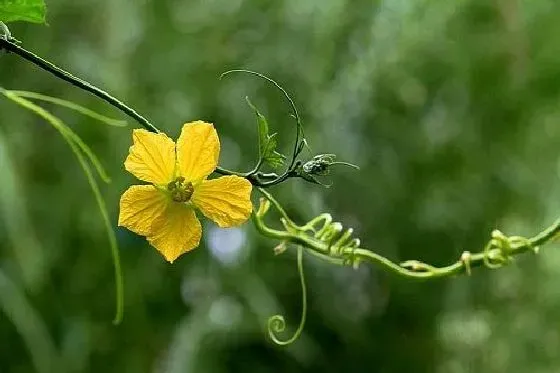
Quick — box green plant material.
[254,189,560,280]
[1,91,124,325]
[2,89,114,182]
[302,154,359,176]
[5,89,130,182]
[0,35,159,133]
[246,97,286,170]
[0,20,10,39]
[221,70,308,186]
[8,91,128,127]
[296,154,360,187]
[222,70,307,163]
[0,0,46,24]
[1,36,307,188]
[267,246,307,346]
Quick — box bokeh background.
[2,0,560,372]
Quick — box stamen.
[167,177,194,202]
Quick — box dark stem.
[0,38,159,133]
[0,38,306,188]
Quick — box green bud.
[297,154,359,187]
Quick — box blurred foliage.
[2,0,560,372]
[0,0,46,24]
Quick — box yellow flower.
[118,121,253,263]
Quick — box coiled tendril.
[300,213,361,267]
[267,246,307,345]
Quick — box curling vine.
[2,14,560,347]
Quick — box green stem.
[246,155,265,178]
[254,191,560,280]
[256,187,295,226]
[2,92,124,324]
[221,70,307,187]
[267,246,307,345]
[529,218,560,247]
[0,38,288,187]
[221,69,304,169]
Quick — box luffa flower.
[118,121,253,262]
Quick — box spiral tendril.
[267,246,307,345]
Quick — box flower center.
[167,176,194,202]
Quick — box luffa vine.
[2,20,560,345]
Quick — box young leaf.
[0,0,46,24]
[246,97,286,169]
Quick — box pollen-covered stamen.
[167,176,194,202]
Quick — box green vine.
[267,246,308,345]
[1,89,124,324]
[2,18,560,347]
[254,190,560,279]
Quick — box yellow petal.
[176,121,220,182]
[147,204,202,263]
[118,185,168,236]
[124,129,176,184]
[192,175,253,228]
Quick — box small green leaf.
[246,97,286,169]
[261,132,285,169]
[0,0,46,24]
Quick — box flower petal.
[192,175,253,228]
[176,121,220,182]
[147,204,202,263]
[118,185,168,236]
[124,129,176,184]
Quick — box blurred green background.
[2,0,560,372]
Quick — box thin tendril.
[220,69,306,182]
[267,246,307,345]
[8,91,128,127]
[330,161,360,170]
[257,187,295,227]
[1,92,124,324]
[1,89,113,183]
